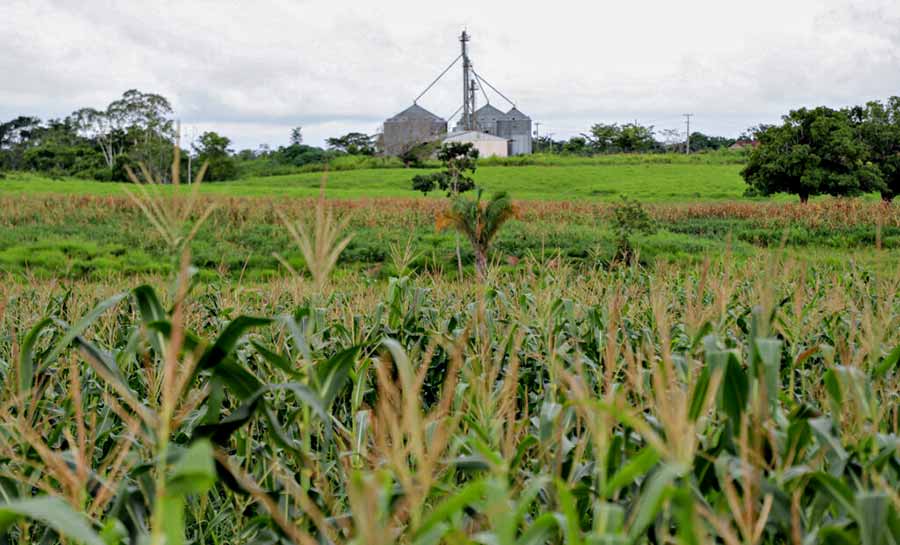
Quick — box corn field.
[1,248,899,544]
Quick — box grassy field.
[1,192,898,280]
[2,156,900,544]
[1,162,749,201]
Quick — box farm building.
[382,104,448,156]
[381,31,532,157]
[443,130,509,158]
[497,107,532,156]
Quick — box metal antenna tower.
[461,30,475,131]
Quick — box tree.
[562,136,590,155]
[742,107,879,203]
[437,189,519,278]
[290,126,303,146]
[686,132,736,152]
[0,116,42,170]
[101,90,175,181]
[615,123,656,153]
[326,132,375,155]
[192,131,238,181]
[852,97,900,202]
[411,142,479,196]
[585,123,619,153]
[610,196,657,263]
[70,107,122,170]
[659,128,683,152]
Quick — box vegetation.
[743,97,900,202]
[1,190,898,281]
[1,236,899,543]
[1,161,750,202]
[412,142,480,196]
[742,107,876,202]
[1,137,900,544]
[436,189,518,277]
[610,196,657,262]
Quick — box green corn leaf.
[196,316,273,371]
[627,464,678,544]
[316,345,360,408]
[556,479,584,545]
[755,337,782,407]
[810,472,858,519]
[874,344,900,378]
[17,317,52,394]
[687,365,712,422]
[0,496,104,545]
[251,340,301,378]
[414,480,485,543]
[517,513,561,545]
[133,285,166,355]
[721,352,749,426]
[167,439,216,497]
[855,493,890,545]
[605,446,660,497]
[39,292,129,375]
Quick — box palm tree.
[437,189,519,278]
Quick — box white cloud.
[2,0,898,148]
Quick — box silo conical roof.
[475,104,509,120]
[386,104,445,123]
[505,107,531,120]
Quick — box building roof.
[386,103,445,123]
[443,130,509,143]
[475,104,509,120]
[505,107,531,121]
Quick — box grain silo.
[497,107,532,156]
[382,104,448,156]
[381,31,533,156]
[473,104,507,135]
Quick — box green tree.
[562,136,591,155]
[326,132,375,155]
[585,123,619,153]
[852,97,900,202]
[742,107,879,202]
[411,142,479,196]
[437,189,519,278]
[610,196,657,262]
[290,126,303,146]
[615,123,656,153]
[192,131,238,181]
[0,116,42,170]
[687,132,736,152]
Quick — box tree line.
[0,90,377,182]
[742,97,900,202]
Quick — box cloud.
[2,0,898,147]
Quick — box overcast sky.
[3,0,899,149]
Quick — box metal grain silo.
[499,107,532,155]
[382,104,448,156]
[474,104,507,135]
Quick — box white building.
[442,130,509,158]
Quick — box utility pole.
[683,113,693,154]
[547,133,555,154]
[534,122,543,151]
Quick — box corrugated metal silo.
[382,104,448,156]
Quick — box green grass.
[1,163,748,202]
